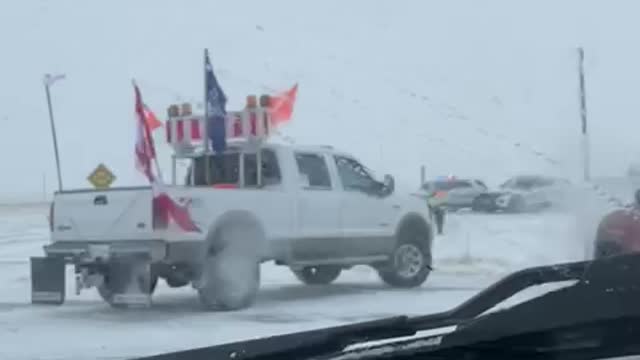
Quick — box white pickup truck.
[32,140,434,311]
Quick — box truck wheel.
[378,220,432,288]
[97,272,157,308]
[293,266,342,285]
[197,254,260,311]
[197,215,263,311]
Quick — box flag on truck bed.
[133,81,200,233]
[134,84,156,181]
[269,83,298,127]
[204,49,228,153]
[143,104,163,131]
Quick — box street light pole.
[577,47,590,182]
[43,73,66,192]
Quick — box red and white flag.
[269,83,298,127]
[143,104,163,131]
[133,82,200,232]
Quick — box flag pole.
[577,47,590,182]
[152,148,164,183]
[43,73,65,192]
[203,49,211,185]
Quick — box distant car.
[421,177,489,211]
[472,175,571,213]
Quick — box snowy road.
[0,204,588,360]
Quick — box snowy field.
[2,0,640,358]
[0,201,600,360]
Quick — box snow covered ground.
[0,202,594,360]
[1,0,639,358]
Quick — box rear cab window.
[294,152,332,189]
[185,147,281,187]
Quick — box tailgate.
[52,187,156,242]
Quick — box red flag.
[143,104,163,131]
[152,193,201,232]
[134,84,156,181]
[269,83,298,127]
[133,82,200,233]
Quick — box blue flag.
[205,49,228,153]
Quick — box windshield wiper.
[131,253,640,360]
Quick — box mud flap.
[108,255,153,307]
[30,257,66,305]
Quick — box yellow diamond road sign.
[87,163,116,189]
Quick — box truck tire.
[293,266,342,285]
[197,255,260,311]
[197,213,263,311]
[377,218,432,288]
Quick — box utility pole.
[43,73,66,191]
[577,47,590,181]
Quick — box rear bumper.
[43,240,167,264]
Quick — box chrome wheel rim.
[394,244,424,278]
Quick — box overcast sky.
[1,0,639,201]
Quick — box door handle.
[94,195,107,205]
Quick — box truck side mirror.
[381,174,395,196]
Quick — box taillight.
[48,202,54,232]
[152,196,168,230]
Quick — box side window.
[294,153,332,189]
[244,149,281,186]
[334,156,377,193]
[454,181,472,189]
